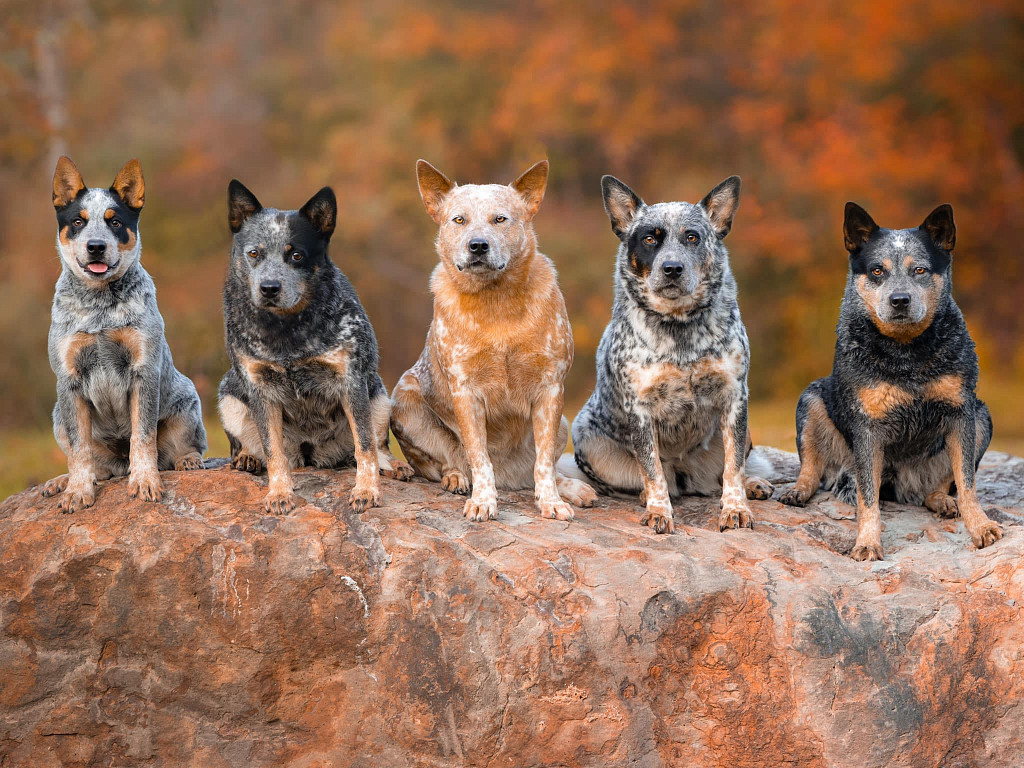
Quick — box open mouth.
[77,260,118,277]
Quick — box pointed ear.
[699,175,741,239]
[601,175,644,240]
[511,160,548,219]
[53,156,86,209]
[843,202,878,253]
[416,160,454,224]
[299,186,338,238]
[228,180,262,234]
[111,159,145,211]
[920,204,955,252]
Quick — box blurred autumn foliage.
[1,0,1022,490]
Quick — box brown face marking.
[104,208,115,220]
[903,255,915,269]
[858,382,914,420]
[922,374,965,407]
[881,257,893,271]
[62,332,97,377]
[854,274,942,343]
[106,327,146,367]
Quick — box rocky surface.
[1,449,1023,768]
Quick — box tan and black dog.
[779,202,999,560]
[391,160,596,522]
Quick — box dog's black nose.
[86,240,106,256]
[468,238,490,255]
[889,292,911,308]
[260,280,282,298]
[663,261,684,279]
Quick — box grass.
[3,386,1022,501]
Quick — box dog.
[568,175,773,534]
[778,202,1000,560]
[42,156,207,512]
[390,159,596,522]
[217,180,411,514]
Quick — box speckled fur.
[572,175,772,534]
[779,203,1000,560]
[43,157,206,513]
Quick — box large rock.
[1,450,1023,767]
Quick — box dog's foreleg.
[252,395,298,515]
[628,410,674,534]
[849,433,884,560]
[127,377,163,502]
[531,383,574,521]
[56,391,97,513]
[946,409,1001,549]
[450,385,497,522]
[344,379,383,512]
[719,397,755,531]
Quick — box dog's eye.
[915,266,926,275]
[685,231,700,244]
[494,215,507,223]
[109,219,121,229]
[453,216,465,225]
[290,250,304,262]
[247,249,258,259]
[871,267,884,277]
[643,235,657,246]
[72,218,84,228]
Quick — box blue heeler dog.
[567,175,773,534]
[42,156,207,512]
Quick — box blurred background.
[1,0,1021,498]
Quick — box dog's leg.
[946,407,1001,549]
[252,396,298,514]
[554,416,597,508]
[780,390,831,506]
[158,409,205,471]
[54,393,98,513]
[219,392,265,473]
[371,389,413,481]
[127,377,163,502]
[628,410,674,534]
[719,398,754,531]
[450,386,497,522]
[343,379,383,512]
[530,384,575,520]
[850,434,884,561]
[391,368,469,490]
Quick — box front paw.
[350,482,382,512]
[442,469,471,495]
[966,517,1002,549]
[382,459,415,482]
[778,486,809,507]
[128,471,163,502]
[58,483,96,514]
[850,537,884,561]
[174,452,204,471]
[463,495,497,522]
[264,489,299,515]
[745,476,774,500]
[640,505,675,534]
[719,502,754,531]
[42,474,69,497]
[538,498,574,521]
[557,476,597,508]
[232,453,264,474]
[925,493,958,519]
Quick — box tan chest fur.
[630,352,743,418]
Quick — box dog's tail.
[745,446,774,480]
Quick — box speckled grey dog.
[568,175,772,534]
[42,156,206,513]
[217,180,412,515]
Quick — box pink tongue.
[87,262,109,274]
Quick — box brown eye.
[247,249,258,259]
[73,218,84,227]
[495,215,507,223]
[290,250,304,262]
[871,267,884,277]
[453,216,465,225]
[915,267,926,275]
[109,219,121,228]
[643,235,656,246]
[685,231,699,244]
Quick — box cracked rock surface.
[1,451,1022,767]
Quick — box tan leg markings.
[780,398,830,507]
[127,384,162,502]
[157,411,204,470]
[851,445,884,561]
[718,410,753,531]
[344,396,382,513]
[390,368,464,486]
[59,396,98,513]
[451,386,497,522]
[947,433,1001,549]
[638,431,674,535]
[264,401,298,515]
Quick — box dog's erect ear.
[299,186,338,238]
[843,202,878,253]
[53,156,86,209]
[417,160,454,224]
[228,180,262,234]
[511,160,549,219]
[699,176,741,239]
[919,204,955,252]
[601,175,644,240]
[111,159,145,211]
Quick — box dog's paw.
[174,453,205,471]
[556,476,597,508]
[538,499,574,521]
[232,453,264,474]
[925,492,958,519]
[382,460,415,482]
[966,517,1002,549]
[128,471,163,502]
[640,506,675,534]
[463,496,497,522]
[850,538,884,562]
[442,470,471,495]
[41,474,69,497]
[745,476,774,500]
[350,482,382,512]
[58,484,96,514]
[719,502,754,531]
[778,486,809,507]
[264,489,299,516]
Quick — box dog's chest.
[243,347,351,405]
[628,355,740,418]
